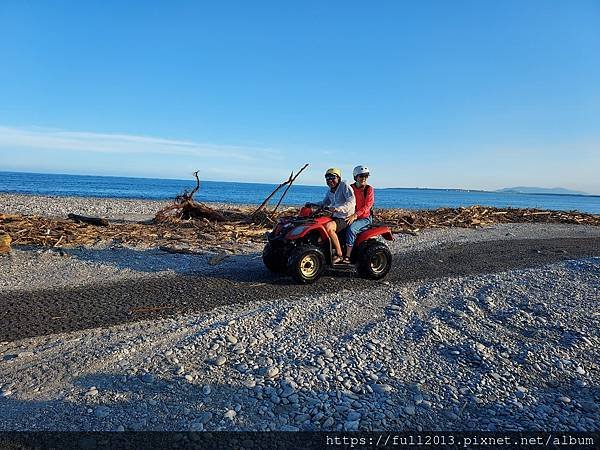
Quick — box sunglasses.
[357,174,369,179]
[325,175,337,181]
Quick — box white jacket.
[317,180,356,219]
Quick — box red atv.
[263,205,394,284]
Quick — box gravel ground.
[0,253,598,432]
[0,194,599,432]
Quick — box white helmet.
[353,165,370,179]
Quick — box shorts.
[333,217,349,232]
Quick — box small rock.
[373,384,392,394]
[189,422,204,431]
[281,386,295,398]
[295,414,310,424]
[224,410,237,420]
[94,406,111,418]
[85,387,98,397]
[344,420,359,431]
[215,356,227,366]
[141,373,154,384]
[199,412,213,424]
[347,411,361,422]
[266,367,280,378]
[226,335,238,345]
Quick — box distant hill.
[497,186,589,196]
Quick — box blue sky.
[1,1,599,193]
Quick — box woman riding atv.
[343,165,374,263]
[306,168,355,264]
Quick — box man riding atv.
[305,168,355,264]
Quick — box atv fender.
[354,226,393,247]
[285,224,328,241]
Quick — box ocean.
[1,171,599,214]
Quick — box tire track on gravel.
[2,237,599,342]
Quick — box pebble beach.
[0,194,599,432]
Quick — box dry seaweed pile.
[375,205,600,234]
[1,206,598,253]
[0,208,270,254]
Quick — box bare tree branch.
[271,163,309,215]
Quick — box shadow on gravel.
[0,370,407,432]
[0,372,241,432]
[1,368,597,433]
[2,237,599,342]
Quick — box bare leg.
[324,221,343,259]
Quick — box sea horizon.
[2,169,596,198]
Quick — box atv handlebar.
[302,203,333,217]
[305,203,333,211]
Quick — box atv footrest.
[331,263,356,271]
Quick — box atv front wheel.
[287,245,326,284]
[357,241,392,280]
[262,243,287,273]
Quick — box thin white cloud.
[0,125,281,161]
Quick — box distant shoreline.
[1,170,596,197]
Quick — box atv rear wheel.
[357,241,392,280]
[287,245,326,284]
[262,243,287,273]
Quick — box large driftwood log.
[67,214,109,226]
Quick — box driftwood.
[2,205,598,254]
[0,234,11,254]
[271,163,309,215]
[155,171,226,223]
[67,213,109,227]
[374,205,600,234]
[252,163,309,221]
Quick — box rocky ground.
[0,195,598,432]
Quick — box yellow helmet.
[325,167,342,179]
